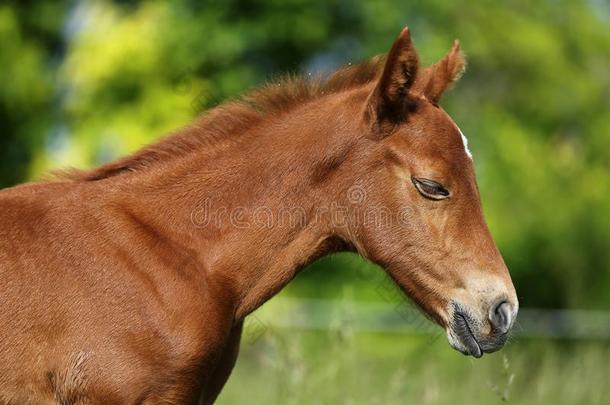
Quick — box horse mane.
[61,55,386,182]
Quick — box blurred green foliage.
[1,0,609,310]
[220,319,610,404]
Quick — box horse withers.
[0,27,517,404]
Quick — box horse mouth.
[452,312,482,358]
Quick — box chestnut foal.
[0,28,517,404]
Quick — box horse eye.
[411,176,450,200]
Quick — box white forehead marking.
[458,128,473,160]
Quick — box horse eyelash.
[411,176,451,200]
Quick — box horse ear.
[367,27,419,131]
[420,40,465,104]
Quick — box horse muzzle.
[446,299,518,358]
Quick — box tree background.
[1,1,609,403]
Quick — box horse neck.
[108,90,365,321]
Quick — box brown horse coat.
[0,28,517,404]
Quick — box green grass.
[218,321,609,404]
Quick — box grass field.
[218,309,610,404]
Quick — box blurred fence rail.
[251,298,610,341]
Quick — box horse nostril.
[489,300,513,334]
